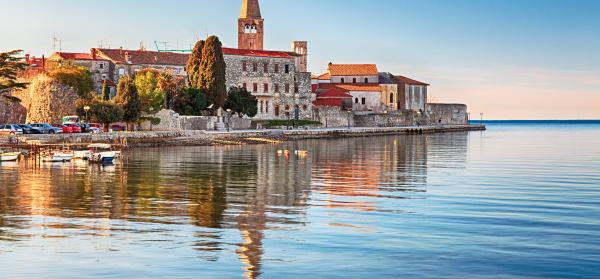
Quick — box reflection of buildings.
[310,135,429,212]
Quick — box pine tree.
[115,76,142,130]
[101,80,110,101]
[0,50,28,103]
[199,36,227,111]
[186,40,204,89]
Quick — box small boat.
[88,144,117,164]
[42,152,73,162]
[0,152,20,162]
[73,150,93,160]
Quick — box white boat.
[73,150,93,160]
[42,152,73,162]
[88,144,117,164]
[0,152,20,162]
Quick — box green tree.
[115,76,142,130]
[134,68,165,114]
[199,36,227,110]
[186,40,204,89]
[101,80,110,101]
[158,72,185,110]
[77,99,123,129]
[47,65,95,98]
[172,88,207,116]
[0,50,28,103]
[224,87,258,117]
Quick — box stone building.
[393,75,429,111]
[47,51,114,95]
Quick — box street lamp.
[84,106,91,122]
[480,113,484,126]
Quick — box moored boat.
[0,152,20,162]
[88,144,118,164]
[42,151,74,162]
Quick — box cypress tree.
[101,80,110,101]
[115,76,142,130]
[186,40,204,89]
[199,36,227,110]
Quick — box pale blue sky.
[2,0,599,119]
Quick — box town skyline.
[2,0,599,120]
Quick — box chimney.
[42,55,46,72]
[91,48,97,60]
[125,51,132,64]
[25,54,30,63]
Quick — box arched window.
[390,93,394,104]
[355,98,359,104]
[244,24,251,33]
[364,78,369,83]
[341,78,345,83]
[251,24,257,34]
[352,78,357,83]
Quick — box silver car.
[29,123,62,134]
[0,124,24,135]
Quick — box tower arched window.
[390,93,394,104]
[244,24,251,33]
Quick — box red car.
[52,124,73,133]
[89,123,105,132]
[64,124,82,133]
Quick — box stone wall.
[313,106,353,128]
[12,75,80,124]
[0,98,27,124]
[426,103,468,125]
[139,109,251,131]
[353,110,428,127]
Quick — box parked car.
[18,124,42,134]
[53,124,74,133]
[80,124,100,133]
[0,124,24,135]
[89,123,105,133]
[110,124,127,132]
[64,123,82,133]
[30,123,63,134]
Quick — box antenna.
[52,33,59,52]
[98,40,104,48]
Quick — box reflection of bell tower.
[238,0,264,50]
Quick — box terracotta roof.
[96,48,188,65]
[222,47,297,58]
[316,72,331,80]
[319,83,381,92]
[328,64,378,76]
[394,75,430,86]
[317,87,353,99]
[51,52,108,61]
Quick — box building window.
[264,83,269,93]
[242,61,247,71]
[242,83,247,90]
[355,98,359,104]
[390,93,394,103]
[260,101,263,113]
[365,78,369,83]
[275,105,280,116]
[303,105,308,111]
[266,101,269,113]
[99,63,104,69]
[275,84,280,93]
[294,83,299,93]
[285,84,290,93]
[341,78,345,83]
[274,64,279,73]
[253,83,258,92]
[285,105,290,111]
[253,62,257,72]
[263,63,268,73]
[352,78,356,83]
[361,98,366,105]
[285,64,290,73]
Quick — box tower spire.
[240,0,262,19]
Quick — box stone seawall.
[10,125,486,147]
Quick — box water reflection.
[0,133,470,278]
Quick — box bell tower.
[238,0,264,50]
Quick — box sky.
[1,0,599,119]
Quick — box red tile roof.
[394,75,429,86]
[313,98,347,107]
[52,52,109,61]
[222,47,298,58]
[328,64,378,76]
[96,49,189,65]
[317,87,353,99]
[316,72,331,80]
[319,83,381,92]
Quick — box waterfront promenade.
[2,125,486,148]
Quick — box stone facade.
[144,109,252,131]
[0,98,27,124]
[313,106,354,128]
[224,54,314,120]
[426,103,469,125]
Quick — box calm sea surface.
[1,122,600,278]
